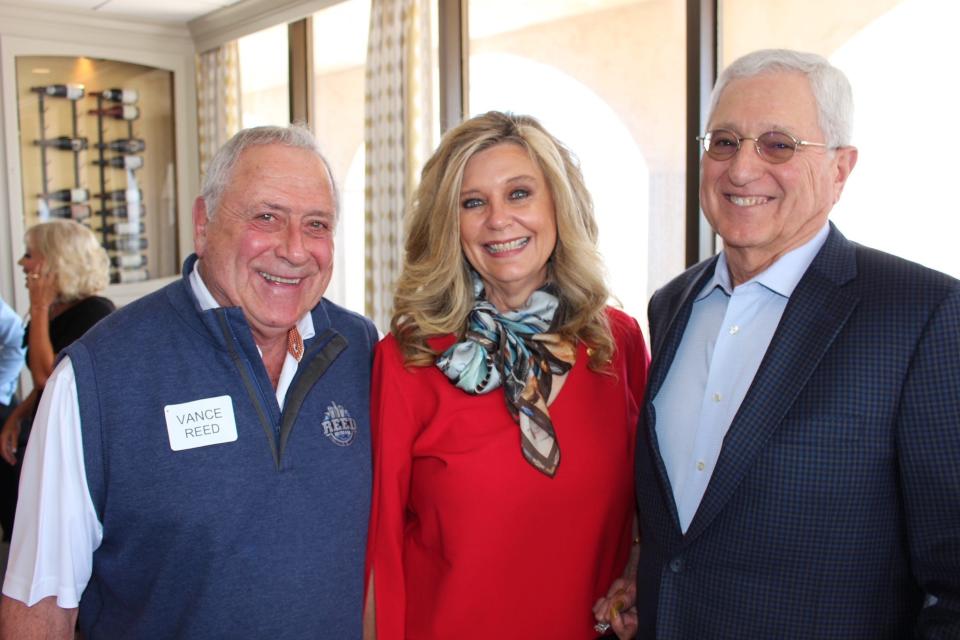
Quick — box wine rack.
[90,89,148,285]
[30,84,90,222]
[29,84,150,284]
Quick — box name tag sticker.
[164,395,238,451]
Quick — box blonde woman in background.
[0,220,113,475]
[365,111,648,639]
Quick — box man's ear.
[832,146,858,204]
[193,196,209,257]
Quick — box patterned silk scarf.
[436,275,576,477]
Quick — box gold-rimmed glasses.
[698,128,829,164]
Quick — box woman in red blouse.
[365,111,649,639]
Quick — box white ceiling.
[0,0,242,24]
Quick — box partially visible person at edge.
[0,295,25,542]
[0,220,114,538]
[0,125,378,639]
[594,49,960,639]
[363,110,649,639]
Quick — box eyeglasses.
[698,128,829,164]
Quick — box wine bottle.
[88,105,139,121]
[104,237,148,251]
[34,136,88,152]
[110,268,149,284]
[99,221,146,235]
[91,88,139,104]
[32,84,84,100]
[93,156,144,170]
[97,188,142,203]
[43,188,89,203]
[99,138,146,154]
[45,204,91,219]
[110,253,147,269]
[101,205,146,219]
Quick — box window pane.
[238,24,289,127]
[312,0,370,315]
[721,0,960,277]
[468,0,687,322]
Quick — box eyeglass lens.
[704,129,797,163]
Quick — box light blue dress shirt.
[653,224,830,532]
[0,298,25,406]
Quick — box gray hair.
[708,49,854,148]
[200,124,340,219]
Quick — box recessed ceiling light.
[32,68,51,74]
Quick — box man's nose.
[726,140,766,184]
[279,223,308,262]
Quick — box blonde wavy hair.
[392,111,614,369]
[26,219,110,302]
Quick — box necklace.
[287,326,304,362]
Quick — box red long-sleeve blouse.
[366,307,649,639]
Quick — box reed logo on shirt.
[321,402,357,446]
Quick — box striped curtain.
[195,41,242,182]
[364,0,434,331]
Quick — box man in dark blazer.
[595,49,960,639]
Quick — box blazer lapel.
[644,258,718,531]
[647,258,718,397]
[683,224,861,544]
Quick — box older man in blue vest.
[0,126,378,639]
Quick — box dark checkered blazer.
[634,224,960,639]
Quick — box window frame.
[228,0,722,273]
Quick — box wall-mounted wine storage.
[17,57,178,284]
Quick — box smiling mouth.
[259,271,301,285]
[485,238,529,254]
[727,195,771,207]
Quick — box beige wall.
[721,0,903,63]
[472,2,686,174]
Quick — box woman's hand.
[592,577,638,639]
[0,412,21,466]
[593,516,641,637]
[1,390,38,466]
[27,270,57,312]
[24,268,58,386]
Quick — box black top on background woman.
[0,220,113,531]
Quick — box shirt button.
[669,558,684,573]
[696,460,705,471]
[712,392,722,402]
[729,325,740,335]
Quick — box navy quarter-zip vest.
[63,256,377,639]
